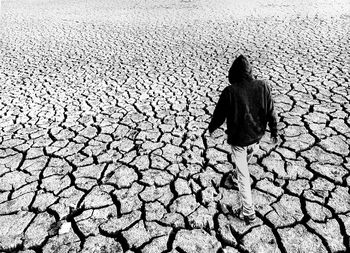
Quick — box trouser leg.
[231,145,255,216]
[232,143,258,185]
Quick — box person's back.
[224,78,276,145]
[209,55,277,144]
[208,54,278,225]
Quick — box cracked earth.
[0,0,350,252]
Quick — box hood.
[228,55,253,84]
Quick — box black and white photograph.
[0,0,349,252]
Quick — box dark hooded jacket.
[208,55,278,146]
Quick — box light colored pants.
[231,143,259,216]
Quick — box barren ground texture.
[0,0,350,252]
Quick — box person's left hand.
[209,129,224,138]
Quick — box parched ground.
[0,0,350,252]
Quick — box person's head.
[228,55,253,84]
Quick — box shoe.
[232,208,258,225]
[243,213,258,225]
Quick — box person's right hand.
[271,136,278,145]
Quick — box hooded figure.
[208,54,278,225]
[209,54,277,146]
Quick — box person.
[208,54,278,225]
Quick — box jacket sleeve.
[265,83,278,137]
[208,88,228,133]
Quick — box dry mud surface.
[0,0,350,252]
